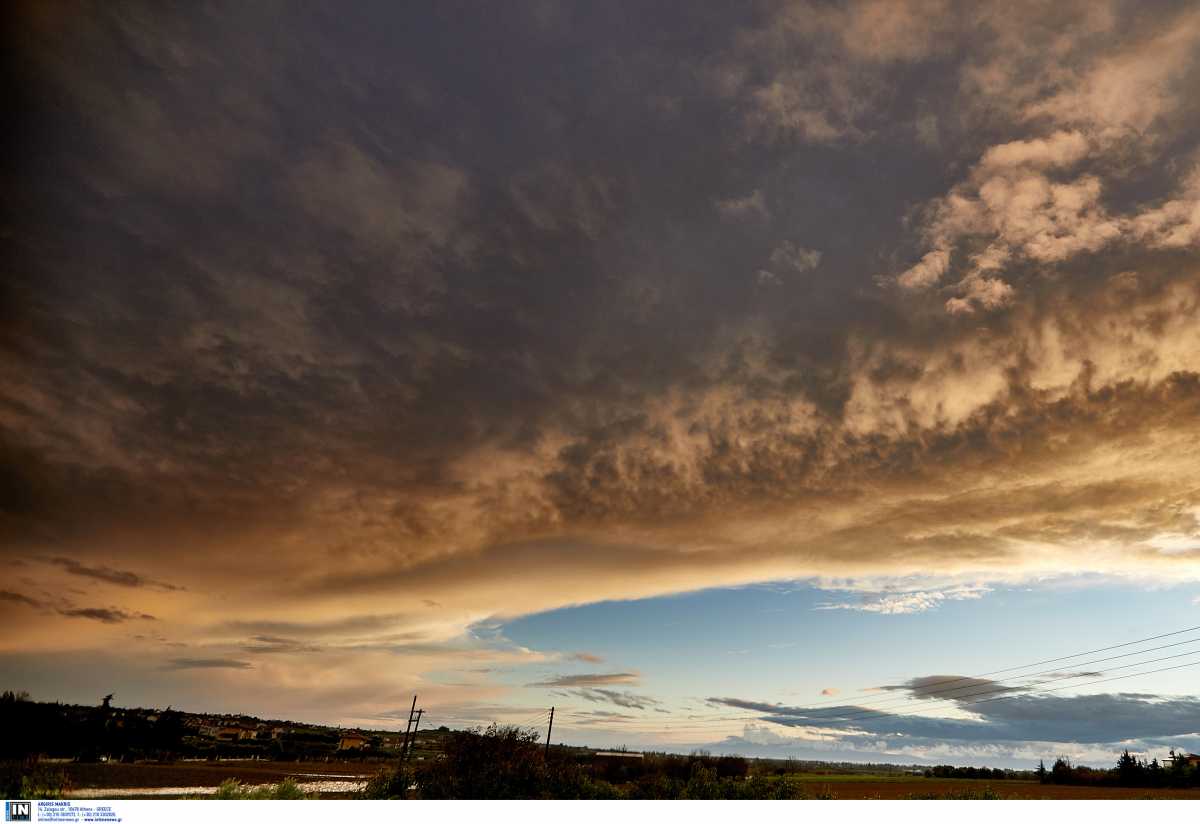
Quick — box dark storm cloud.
[2,1,1200,725]
[3,1,1198,548]
[0,1,925,544]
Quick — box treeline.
[1036,751,1200,789]
[924,765,1035,780]
[0,691,187,763]
[364,725,830,800]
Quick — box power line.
[505,709,551,732]
[557,659,1200,742]
[760,635,1200,722]
[557,712,762,725]
[540,625,1200,742]
[762,623,1200,714]
[769,655,1200,727]
[840,658,1200,728]
[553,655,1190,734]
[700,656,1200,736]
[663,623,1200,721]
[816,648,1200,724]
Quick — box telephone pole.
[544,706,554,757]
[406,709,424,760]
[400,695,417,757]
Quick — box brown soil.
[803,778,1200,799]
[49,763,1200,799]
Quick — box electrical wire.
[784,623,1200,711]
[812,649,1200,724]
[654,624,1200,722]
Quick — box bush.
[0,762,69,799]
[416,725,550,799]
[362,766,414,800]
[908,786,1004,800]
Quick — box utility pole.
[400,695,417,758]
[406,709,424,760]
[544,706,554,757]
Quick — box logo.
[4,801,30,822]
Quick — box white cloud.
[945,273,1015,314]
[1023,10,1200,137]
[978,131,1090,172]
[1130,165,1200,249]
[896,248,950,290]
[815,583,991,614]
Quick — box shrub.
[362,766,414,800]
[0,762,69,799]
[907,786,1003,800]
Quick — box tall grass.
[209,777,308,799]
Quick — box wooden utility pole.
[406,709,424,760]
[400,695,417,757]
[544,706,554,757]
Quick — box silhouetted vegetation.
[364,725,877,800]
[1036,750,1200,789]
[0,691,187,762]
[359,723,1200,799]
[906,787,1004,800]
[0,760,71,799]
[924,765,1034,780]
[365,725,618,799]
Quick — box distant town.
[0,690,449,763]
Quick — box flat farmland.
[38,761,1200,799]
[778,775,1200,799]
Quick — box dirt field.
[784,777,1200,799]
[42,762,1200,799]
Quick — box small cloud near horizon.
[528,672,638,688]
[165,658,254,670]
[569,652,605,664]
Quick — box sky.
[3,0,1200,769]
